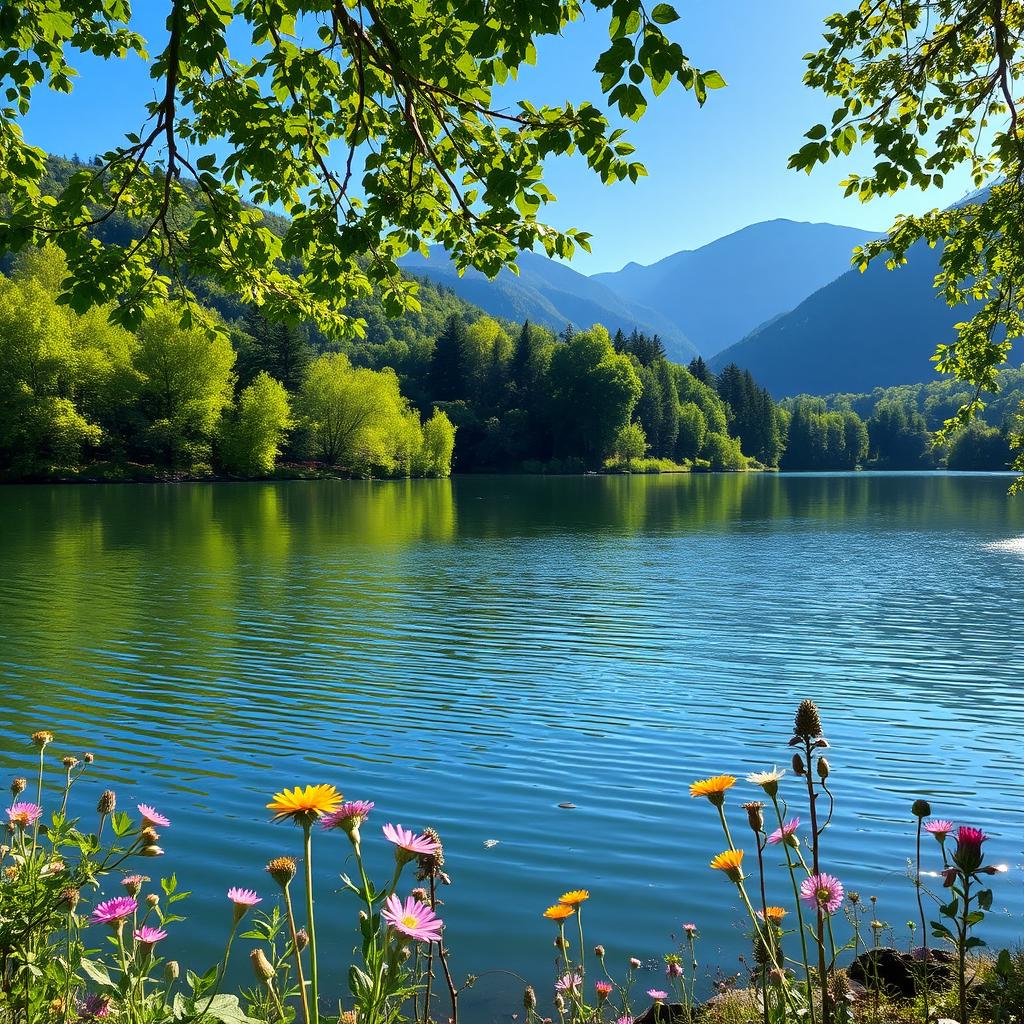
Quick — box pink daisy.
[228,887,262,907]
[382,892,443,943]
[134,926,167,945]
[800,873,844,914]
[6,802,42,828]
[924,819,954,840]
[682,923,698,936]
[647,990,668,1001]
[89,896,138,926]
[556,973,582,993]
[766,817,800,846]
[321,801,375,832]
[137,804,170,829]
[383,823,438,864]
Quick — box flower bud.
[295,928,309,952]
[813,738,830,749]
[83,753,95,764]
[97,790,116,815]
[554,936,569,950]
[141,827,159,843]
[250,948,275,982]
[10,778,26,798]
[146,893,159,907]
[817,757,830,781]
[141,845,164,857]
[912,799,931,818]
[523,987,537,1011]
[942,868,958,888]
[741,801,765,833]
[630,957,642,970]
[792,753,805,777]
[594,944,606,959]
[165,961,180,982]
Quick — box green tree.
[419,409,457,477]
[947,423,1011,471]
[611,421,648,470]
[219,372,293,476]
[235,310,313,392]
[867,402,933,469]
[675,401,708,462]
[703,431,745,471]
[430,316,471,403]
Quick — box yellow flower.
[543,904,575,921]
[709,849,745,881]
[761,906,787,922]
[559,889,590,906]
[267,785,342,824]
[689,776,737,804]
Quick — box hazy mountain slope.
[593,220,879,356]
[399,248,697,361]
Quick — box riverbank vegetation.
[1,703,1017,1024]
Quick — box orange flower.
[267,785,343,824]
[559,889,590,906]
[709,849,745,881]
[689,776,737,805]
[760,906,787,922]
[543,904,575,921]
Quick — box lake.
[1,473,1022,1016]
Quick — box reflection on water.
[1,473,1023,1015]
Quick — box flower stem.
[283,884,311,1024]
[302,821,319,1022]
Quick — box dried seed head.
[83,753,95,764]
[741,801,765,833]
[97,790,116,815]
[912,799,931,819]
[793,700,823,740]
[595,944,606,959]
[554,995,565,1014]
[416,826,445,880]
[266,856,297,887]
[816,757,831,781]
[165,961,180,981]
[141,827,159,844]
[524,986,537,1011]
[10,778,26,798]
[60,887,80,910]
[791,753,806,777]
[62,756,79,770]
[848,891,860,905]
[31,731,54,749]
[411,887,429,903]
[295,928,309,953]
[250,948,275,983]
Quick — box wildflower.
[647,990,668,1002]
[924,819,955,842]
[766,817,800,847]
[31,731,54,749]
[251,948,275,982]
[543,904,575,921]
[134,926,167,950]
[320,801,374,846]
[759,907,787,922]
[912,799,931,818]
[89,896,137,927]
[10,778,26,798]
[682,922,698,935]
[617,1017,633,1024]
[710,849,744,882]
[6,802,42,829]
[141,845,164,857]
[97,791,116,815]
[266,856,297,887]
[556,973,582,993]
[630,957,642,969]
[689,775,736,806]
[63,756,79,769]
[741,801,765,832]
[595,981,613,1001]
[746,767,786,797]
[228,887,262,922]
[595,944,606,958]
[122,875,149,897]
[383,823,438,866]
[524,987,537,1011]
[61,887,81,910]
[381,892,443,943]
[267,785,342,824]
[138,804,170,829]
[141,827,160,844]
[799,873,844,914]
[411,887,429,903]
[793,700,822,740]
[666,961,683,978]
[559,889,589,905]
[870,920,884,933]
[952,825,988,873]
[78,994,111,1020]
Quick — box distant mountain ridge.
[593,219,880,357]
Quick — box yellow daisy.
[543,904,575,921]
[689,775,737,803]
[559,889,590,906]
[709,849,745,881]
[267,784,343,824]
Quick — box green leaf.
[650,4,679,25]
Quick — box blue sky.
[20,2,979,274]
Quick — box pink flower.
[382,892,443,943]
[137,804,170,829]
[383,823,438,865]
[629,957,642,969]
[121,875,149,895]
[89,896,137,926]
[666,961,683,978]
[800,873,845,914]
[647,990,668,1002]
[78,994,111,1020]
[556,973,582,993]
[924,819,954,840]
[134,926,167,946]
[682,923,697,935]
[6,802,42,828]
[766,817,800,846]
[953,826,988,872]
[228,887,262,907]
[321,801,374,832]
[617,1017,633,1024]
[595,981,613,1000]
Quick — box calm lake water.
[1,473,1023,1015]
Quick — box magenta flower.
[647,990,668,1002]
[381,892,443,943]
[800,873,845,914]
[556,973,583,993]
[78,994,111,1020]
[617,1017,633,1024]
[228,887,262,907]
[321,800,374,832]
[953,825,988,872]
[924,819,955,840]
[682,922,698,936]
[137,804,170,829]
[6,802,42,828]
[766,817,800,846]
[134,926,167,946]
[595,981,613,1000]
[383,823,438,865]
[89,896,138,926]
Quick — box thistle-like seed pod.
[97,790,116,815]
[524,986,537,1011]
[266,855,297,887]
[10,778,26,798]
[31,731,54,749]
[62,756,79,769]
[912,799,931,818]
[60,887,80,910]
[817,757,830,781]
[794,700,822,740]
[741,801,765,833]
[250,948,275,982]
[791,753,806,777]
[416,826,445,880]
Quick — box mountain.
[399,247,698,361]
[593,220,879,357]
[708,237,999,398]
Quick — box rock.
[632,1002,696,1024]
[848,947,954,998]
